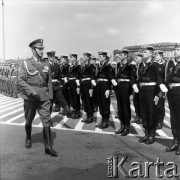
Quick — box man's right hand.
[31,92,40,100]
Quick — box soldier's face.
[70,57,76,64]
[115,54,121,62]
[48,55,54,63]
[142,50,152,59]
[174,48,180,58]
[119,53,127,60]
[60,58,67,65]
[99,55,106,62]
[35,47,43,58]
[135,56,142,63]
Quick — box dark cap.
[47,50,56,56]
[120,49,129,54]
[70,54,78,58]
[29,39,44,48]
[154,50,164,55]
[142,45,154,51]
[134,52,143,57]
[114,49,121,55]
[98,51,107,56]
[61,56,68,59]
[83,52,91,57]
[91,55,97,60]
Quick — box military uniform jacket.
[68,64,81,79]
[79,64,96,84]
[60,64,69,85]
[138,61,163,91]
[96,61,114,89]
[50,62,62,91]
[18,57,53,101]
[167,61,180,94]
[116,62,136,86]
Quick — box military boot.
[25,125,32,149]
[139,129,149,143]
[166,137,178,152]
[145,129,155,145]
[115,123,125,134]
[64,105,73,118]
[43,127,58,157]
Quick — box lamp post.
[2,0,5,61]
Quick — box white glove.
[132,84,139,93]
[64,77,68,83]
[105,90,110,98]
[76,79,80,86]
[154,96,159,105]
[89,89,93,97]
[159,84,168,93]
[76,88,80,94]
[91,80,96,86]
[111,79,117,86]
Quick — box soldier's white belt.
[118,78,130,82]
[97,78,108,82]
[139,82,156,86]
[169,83,180,87]
[62,77,66,80]
[11,76,17,78]
[81,78,91,81]
[52,79,59,82]
[68,77,76,80]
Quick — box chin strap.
[33,48,41,61]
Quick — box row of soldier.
[6,39,180,157]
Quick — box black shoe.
[43,127,58,157]
[85,117,94,124]
[156,122,163,130]
[115,125,125,134]
[81,118,88,123]
[139,130,149,143]
[99,122,109,129]
[145,136,155,145]
[166,144,178,152]
[95,121,103,127]
[121,128,129,136]
[25,138,31,149]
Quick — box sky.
[0,0,180,59]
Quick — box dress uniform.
[166,43,180,155]
[80,52,96,123]
[60,56,70,108]
[137,45,168,145]
[114,49,133,136]
[95,52,115,129]
[67,54,81,119]
[154,50,166,129]
[18,39,57,157]
[47,51,72,118]
[131,52,143,124]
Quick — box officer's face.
[142,50,152,59]
[135,56,142,63]
[174,48,180,58]
[48,55,55,63]
[35,47,43,58]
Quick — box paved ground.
[0,94,180,180]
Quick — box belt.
[139,82,156,86]
[28,83,48,88]
[11,76,17,78]
[81,78,91,82]
[62,77,66,80]
[97,78,108,82]
[52,79,59,82]
[68,77,76,80]
[117,78,130,82]
[169,83,180,88]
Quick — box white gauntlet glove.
[159,84,168,93]
[154,96,159,105]
[75,79,80,86]
[64,77,68,83]
[132,84,139,93]
[89,89,93,97]
[91,80,96,86]
[105,90,110,98]
[111,79,117,86]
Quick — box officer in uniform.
[67,54,81,119]
[131,52,143,124]
[18,39,57,157]
[80,52,96,123]
[165,43,180,155]
[137,45,168,145]
[153,50,166,129]
[47,50,72,118]
[95,51,115,129]
[113,49,133,136]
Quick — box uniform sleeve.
[18,61,35,96]
[129,64,137,86]
[154,63,163,85]
[48,63,53,100]
[108,64,114,81]
[76,65,81,80]
[90,64,96,80]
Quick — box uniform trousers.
[156,97,165,123]
[133,92,141,118]
[24,99,51,127]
